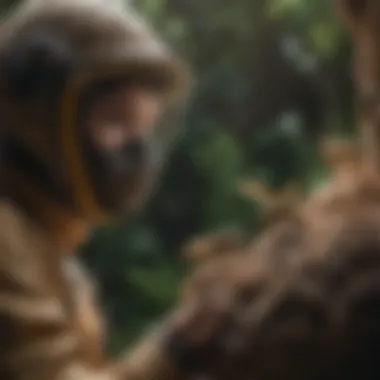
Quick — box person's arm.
[0,208,113,380]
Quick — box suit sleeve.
[0,210,114,380]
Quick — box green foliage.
[128,264,184,308]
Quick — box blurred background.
[1,0,358,353]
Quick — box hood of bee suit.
[0,0,190,97]
[0,0,191,224]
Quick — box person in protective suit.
[0,0,190,379]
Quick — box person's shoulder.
[0,200,31,246]
[0,200,47,271]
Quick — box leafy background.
[1,0,356,353]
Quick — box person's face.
[79,81,169,216]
